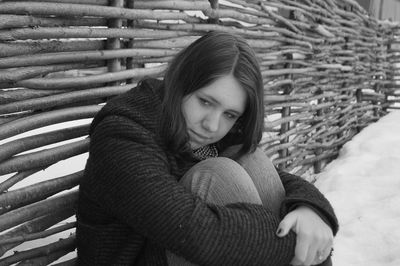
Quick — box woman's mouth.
[189,130,211,141]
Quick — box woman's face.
[181,74,247,149]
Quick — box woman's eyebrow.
[201,93,243,115]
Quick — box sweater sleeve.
[276,169,339,236]
[87,115,296,266]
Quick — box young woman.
[77,31,338,266]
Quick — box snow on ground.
[315,111,400,266]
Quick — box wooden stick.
[0,40,104,58]
[0,207,74,257]
[134,1,210,10]
[0,48,176,68]
[0,84,131,114]
[16,248,75,266]
[0,63,102,83]
[0,234,76,265]
[2,0,107,4]
[261,4,301,34]
[0,222,75,245]
[0,190,78,232]
[0,105,101,141]
[265,113,312,129]
[106,0,123,84]
[0,169,42,193]
[16,65,165,89]
[203,7,276,26]
[0,139,89,175]
[0,124,89,161]
[0,2,202,22]
[51,258,77,266]
[136,21,279,38]
[0,88,68,105]
[0,14,106,30]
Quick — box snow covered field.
[315,111,400,266]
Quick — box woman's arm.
[86,115,296,266]
[276,168,339,234]
[276,169,338,265]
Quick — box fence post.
[208,0,219,24]
[355,88,363,132]
[107,0,123,86]
[126,0,142,85]
[383,26,393,112]
[278,56,292,170]
[313,89,323,174]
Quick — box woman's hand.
[276,206,334,266]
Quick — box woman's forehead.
[196,75,247,114]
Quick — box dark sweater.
[76,78,338,266]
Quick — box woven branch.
[136,21,279,38]
[0,48,176,69]
[0,88,68,105]
[219,2,275,21]
[134,1,210,10]
[0,14,106,30]
[0,105,101,141]
[131,36,200,49]
[0,2,202,22]
[0,190,78,232]
[0,207,74,257]
[51,258,77,266]
[2,0,107,4]
[0,234,76,265]
[0,138,89,175]
[0,169,42,193]
[203,8,276,26]
[0,63,102,83]
[0,40,104,58]
[17,65,166,89]
[0,27,195,42]
[0,84,132,114]
[17,248,74,266]
[0,124,89,161]
[0,222,75,246]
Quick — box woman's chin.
[189,141,204,150]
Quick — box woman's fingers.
[293,234,310,265]
[276,212,296,237]
[279,206,334,266]
[304,241,319,265]
[312,242,334,265]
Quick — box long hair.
[160,31,264,159]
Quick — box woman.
[77,31,338,265]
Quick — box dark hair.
[160,31,264,159]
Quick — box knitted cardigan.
[76,78,338,266]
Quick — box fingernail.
[276,228,282,236]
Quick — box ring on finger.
[317,251,325,261]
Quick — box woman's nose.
[202,113,220,132]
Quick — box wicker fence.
[0,0,399,264]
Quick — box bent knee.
[196,157,244,173]
[181,158,261,204]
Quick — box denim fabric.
[167,148,285,265]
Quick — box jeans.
[167,147,332,266]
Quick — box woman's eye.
[225,113,237,120]
[199,98,210,106]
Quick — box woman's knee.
[180,157,262,205]
[224,147,285,215]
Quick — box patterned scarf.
[193,144,219,160]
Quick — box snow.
[315,110,400,266]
